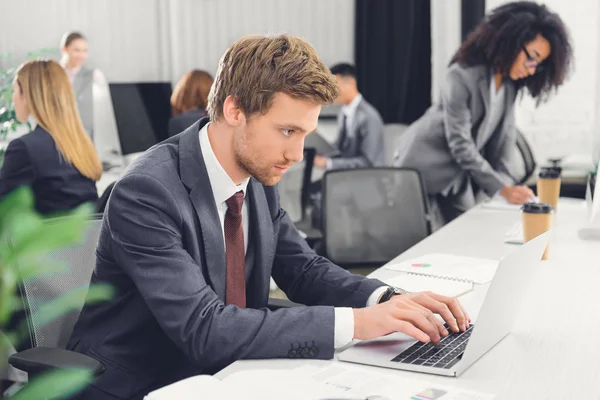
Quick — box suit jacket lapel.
[179,119,227,300]
[245,178,274,308]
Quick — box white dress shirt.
[342,93,363,135]
[199,123,387,348]
[199,123,250,252]
[326,93,363,170]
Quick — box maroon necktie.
[224,191,246,307]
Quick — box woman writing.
[393,1,572,227]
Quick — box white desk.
[216,198,600,399]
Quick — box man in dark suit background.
[313,63,385,170]
[68,34,469,399]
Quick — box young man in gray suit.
[67,35,468,399]
[313,63,385,170]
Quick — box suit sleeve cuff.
[326,158,333,170]
[367,286,388,307]
[334,307,354,349]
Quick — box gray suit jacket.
[331,97,385,170]
[67,118,385,399]
[393,64,518,195]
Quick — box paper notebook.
[384,273,473,297]
[145,364,496,400]
[385,254,499,284]
[144,369,345,400]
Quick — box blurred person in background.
[314,63,385,170]
[0,59,101,215]
[393,1,572,228]
[60,31,122,166]
[168,69,214,137]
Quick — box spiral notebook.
[385,254,499,284]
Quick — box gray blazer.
[331,98,385,170]
[168,108,206,137]
[67,118,385,399]
[393,64,518,196]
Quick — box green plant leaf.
[10,368,93,400]
[4,206,93,265]
[0,267,18,325]
[16,258,69,282]
[0,187,34,225]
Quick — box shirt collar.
[342,93,363,118]
[199,123,249,206]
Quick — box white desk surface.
[216,198,600,399]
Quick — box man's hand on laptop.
[352,292,471,344]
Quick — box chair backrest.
[514,129,537,184]
[322,168,431,266]
[305,132,338,157]
[96,181,116,214]
[383,124,408,165]
[277,148,315,223]
[15,216,103,349]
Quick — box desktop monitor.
[109,82,172,155]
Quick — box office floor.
[269,267,378,300]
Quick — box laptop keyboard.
[391,323,474,370]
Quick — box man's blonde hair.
[207,34,339,121]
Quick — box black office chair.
[515,128,537,184]
[276,148,322,246]
[7,216,105,386]
[95,181,116,214]
[321,168,431,269]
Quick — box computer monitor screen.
[109,82,172,155]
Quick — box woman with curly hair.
[394,1,572,227]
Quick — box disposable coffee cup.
[522,202,553,260]
[537,167,561,211]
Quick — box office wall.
[486,0,600,164]
[0,0,355,84]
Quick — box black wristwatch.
[378,286,407,304]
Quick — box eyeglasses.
[522,45,545,74]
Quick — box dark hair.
[330,63,357,79]
[60,31,86,48]
[450,1,572,103]
[171,70,214,116]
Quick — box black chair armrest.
[9,347,105,377]
[267,298,302,311]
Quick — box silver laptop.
[338,232,550,377]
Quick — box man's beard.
[233,130,282,187]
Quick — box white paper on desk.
[384,273,473,297]
[298,364,496,399]
[480,195,526,211]
[384,254,498,284]
[145,369,346,400]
